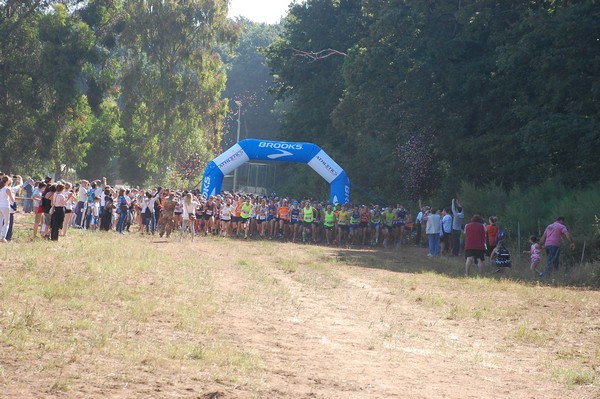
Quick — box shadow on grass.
[329,244,600,290]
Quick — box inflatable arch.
[201,139,351,204]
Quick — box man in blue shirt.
[441,207,453,255]
[451,198,464,256]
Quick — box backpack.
[494,244,512,268]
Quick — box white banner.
[213,143,250,175]
[307,150,343,183]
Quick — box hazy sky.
[228,0,300,24]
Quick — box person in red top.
[485,216,499,258]
[464,214,486,276]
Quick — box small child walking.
[523,235,543,278]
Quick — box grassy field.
[1,217,599,398]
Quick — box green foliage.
[117,0,237,184]
[264,0,600,204]
[79,97,125,181]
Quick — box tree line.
[264,0,600,203]
[0,0,236,184]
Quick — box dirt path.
[205,241,599,399]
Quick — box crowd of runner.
[0,173,575,279]
[2,174,425,248]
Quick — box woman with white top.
[179,193,198,242]
[0,176,16,242]
[32,182,46,239]
[219,197,233,237]
[61,182,75,236]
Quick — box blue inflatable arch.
[201,139,351,205]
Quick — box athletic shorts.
[384,224,395,230]
[338,224,349,231]
[324,225,334,230]
[65,209,72,214]
[350,224,360,231]
[203,214,212,221]
[302,221,313,229]
[256,219,264,224]
[465,249,485,261]
[240,217,250,224]
[290,220,299,225]
[231,216,239,223]
[174,211,182,216]
[360,222,369,229]
[267,215,275,222]
[221,218,230,223]
[370,222,380,229]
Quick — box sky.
[228,0,299,24]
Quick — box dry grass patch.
[1,219,599,398]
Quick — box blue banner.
[201,139,350,204]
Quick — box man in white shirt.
[425,208,441,257]
[74,179,89,227]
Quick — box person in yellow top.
[300,200,314,244]
[240,196,252,239]
[323,204,336,245]
[336,203,349,246]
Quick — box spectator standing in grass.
[6,175,22,240]
[425,208,441,257]
[464,214,486,276]
[32,182,46,238]
[539,217,575,277]
[74,179,89,227]
[451,199,464,256]
[22,177,34,213]
[50,183,67,241]
[0,176,16,242]
[440,207,453,255]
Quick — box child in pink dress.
[524,236,543,278]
